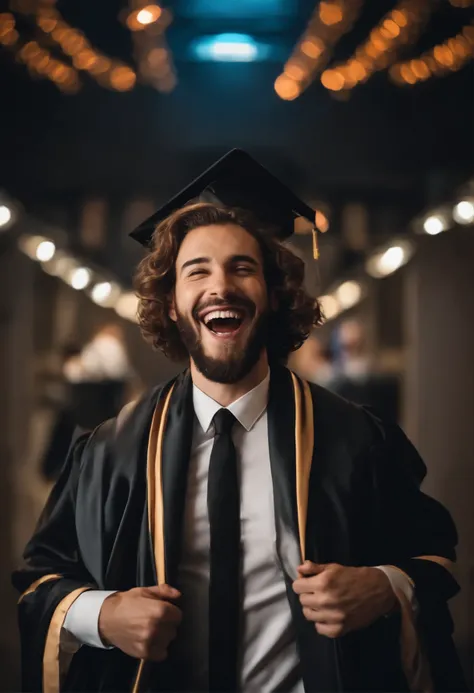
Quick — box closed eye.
[188,269,208,278]
[234,265,255,275]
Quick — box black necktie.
[207,409,241,692]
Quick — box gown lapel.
[267,366,301,556]
[136,371,195,693]
[144,369,194,587]
[267,366,316,565]
[77,387,161,590]
[268,367,343,692]
[160,370,195,586]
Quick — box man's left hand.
[292,561,398,638]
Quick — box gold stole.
[132,384,175,692]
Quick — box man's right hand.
[98,584,182,661]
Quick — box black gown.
[13,367,467,693]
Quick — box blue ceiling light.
[191,33,269,62]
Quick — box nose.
[208,267,236,297]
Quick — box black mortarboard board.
[129,149,319,253]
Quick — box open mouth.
[200,309,246,338]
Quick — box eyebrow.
[180,257,210,274]
[180,254,259,275]
[230,255,259,266]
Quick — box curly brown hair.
[134,202,323,363]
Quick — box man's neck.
[190,353,270,407]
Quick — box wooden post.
[0,236,35,690]
[404,230,474,686]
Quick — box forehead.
[176,223,262,267]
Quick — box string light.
[109,65,137,91]
[0,12,19,46]
[137,6,162,26]
[366,241,414,278]
[335,280,362,309]
[91,281,113,305]
[37,2,137,92]
[320,178,473,319]
[423,215,447,235]
[126,4,164,31]
[115,292,139,322]
[318,280,364,323]
[126,1,176,93]
[5,1,137,92]
[4,4,82,92]
[320,179,474,319]
[319,1,344,27]
[0,12,59,93]
[0,204,13,228]
[36,240,56,262]
[15,38,81,92]
[19,239,138,321]
[453,200,474,224]
[390,21,474,86]
[319,294,340,321]
[274,73,301,100]
[275,0,364,100]
[321,0,431,92]
[69,267,92,290]
[18,233,137,320]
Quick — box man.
[287,335,333,387]
[327,319,401,422]
[14,150,465,693]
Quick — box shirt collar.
[193,372,270,433]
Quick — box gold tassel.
[312,228,319,260]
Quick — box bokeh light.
[274,74,300,100]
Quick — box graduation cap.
[130,149,324,258]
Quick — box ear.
[169,295,177,323]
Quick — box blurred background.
[0,0,473,689]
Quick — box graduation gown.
[13,367,467,693]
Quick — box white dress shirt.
[63,373,414,691]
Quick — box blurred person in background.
[65,322,138,431]
[13,152,466,693]
[329,318,400,422]
[63,323,133,384]
[333,318,370,380]
[288,334,333,386]
[39,343,82,482]
[40,324,139,480]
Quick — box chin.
[194,359,252,385]
[201,342,246,366]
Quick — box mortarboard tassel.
[312,210,329,260]
[312,227,319,260]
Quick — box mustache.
[192,293,256,321]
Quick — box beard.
[175,302,269,384]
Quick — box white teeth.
[203,310,242,325]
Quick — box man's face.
[170,223,269,383]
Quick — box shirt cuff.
[375,565,418,614]
[62,590,117,650]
